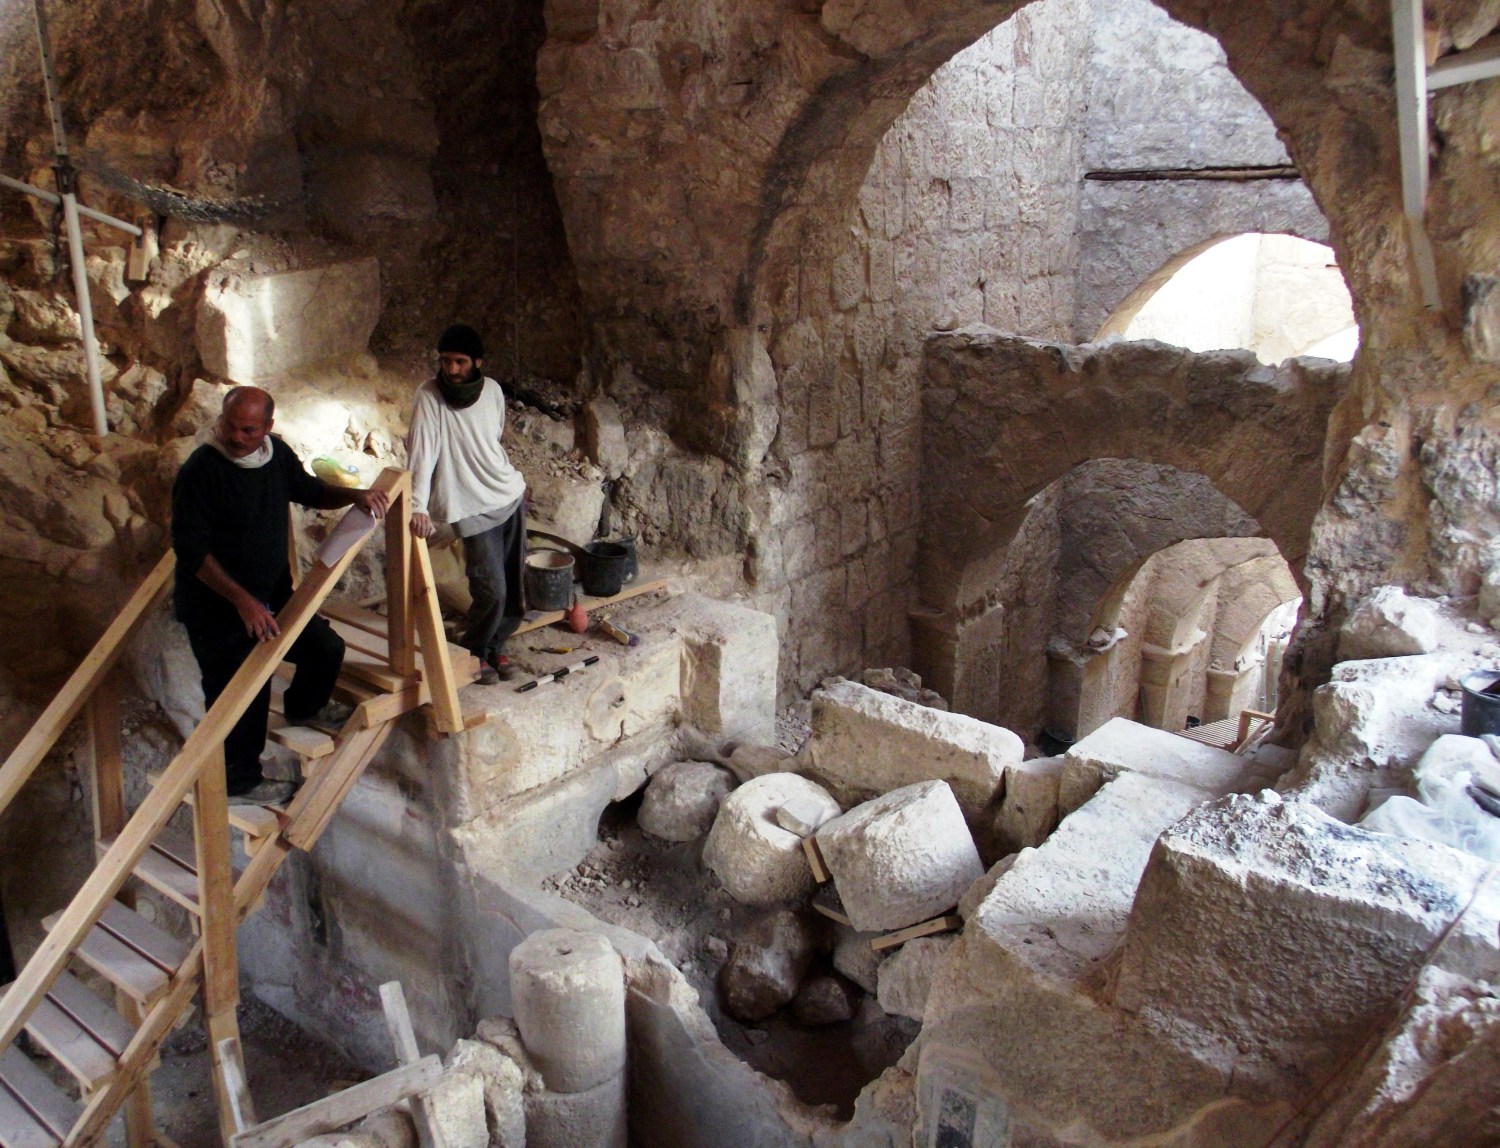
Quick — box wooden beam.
[230,1057,441,1148]
[378,983,446,1148]
[0,552,172,816]
[193,744,237,1020]
[513,578,669,637]
[870,914,963,952]
[411,540,462,735]
[284,722,395,853]
[85,670,125,842]
[0,471,401,1058]
[385,488,414,678]
[214,1038,256,1135]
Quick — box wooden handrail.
[0,551,173,815]
[0,469,407,1057]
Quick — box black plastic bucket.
[525,551,574,611]
[1461,669,1500,737]
[607,535,638,583]
[581,542,630,597]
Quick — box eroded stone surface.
[717,909,818,1022]
[638,761,735,842]
[1339,586,1440,661]
[876,936,955,1022]
[703,773,840,906]
[1058,717,1245,817]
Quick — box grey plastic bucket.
[525,551,574,611]
[1460,669,1500,737]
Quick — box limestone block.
[629,594,778,743]
[703,773,840,906]
[446,1039,525,1148]
[524,1071,627,1148]
[1058,717,1245,817]
[877,935,955,1021]
[807,678,1020,823]
[994,755,1062,854]
[581,397,629,479]
[637,761,735,842]
[426,1069,488,1148]
[196,258,380,383]
[1339,586,1440,661]
[792,972,859,1025]
[509,929,625,1094]
[1116,791,1500,1090]
[526,466,606,547]
[717,909,818,1021]
[816,781,984,933]
[727,743,793,783]
[775,793,836,837]
[832,926,884,993]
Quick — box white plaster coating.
[509,929,626,1094]
[703,773,840,906]
[807,678,1021,822]
[876,935,956,1021]
[816,781,983,933]
[1339,586,1440,661]
[637,761,735,842]
[1058,716,1245,817]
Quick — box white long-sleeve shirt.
[407,377,526,525]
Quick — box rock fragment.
[1339,585,1440,661]
[638,760,735,842]
[718,909,818,1021]
[792,971,860,1025]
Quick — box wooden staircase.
[0,468,474,1148]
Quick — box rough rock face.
[637,761,735,842]
[717,909,818,1022]
[702,773,841,906]
[1338,586,1441,660]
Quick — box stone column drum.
[509,929,626,1093]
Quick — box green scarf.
[437,368,485,410]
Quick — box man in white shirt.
[408,325,527,684]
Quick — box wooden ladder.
[0,468,468,1148]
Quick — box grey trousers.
[461,506,526,661]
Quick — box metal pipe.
[61,191,107,436]
[0,172,141,236]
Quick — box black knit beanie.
[437,324,484,360]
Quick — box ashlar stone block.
[703,773,841,906]
[816,780,983,933]
[807,678,1021,824]
[196,258,380,383]
[1058,716,1246,818]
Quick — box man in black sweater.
[172,387,389,805]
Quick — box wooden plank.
[513,577,669,637]
[338,652,415,695]
[214,1038,256,1135]
[96,902,188,974]
[23,993,117,1090]
[0,471,402,1057]
[86,670,126,843]
[118,996,155,1148]
[48,917,167,1007]
[870,914,963,952]
[285,723,394,853]
[150,773,282,838]
[205,1010,247,1145]
[385,488,415,678]
[0,1048,78,1141]
[43,971,134,1057]
[0,553,172,818]
[195,745,239,1021]
[1428,32,1500,89]
[267,726,336,760]
[802,837,830,884]
[378,983,446,1148]
[412,539,461,735]
[231,1057,441,1148]
[96,835,200,915]
[353,685,428,730]
[318,601,388,640]
[0,1077,60,1148]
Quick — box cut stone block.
[993,755,1063,854]
[1058,717,1245,818]
[717,909,818,1021]
[727,743,793,783]
[509,929,625,1094]
[832,926,884,994]
[426,1068,488,1148]
[196,258,380,382]
[807,678,1021,822]
[1339,585,1440,661]
[637,761,734,842]
[775,794,836,837]
[703,773,841,906]
[1116,791,1500,1091]
[877,935,956,1021]
[816,781,983,933]
[524,1070,626,1148]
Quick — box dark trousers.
[185,614,345,794]
[461,508,526,661]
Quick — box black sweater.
[171,438,327,628]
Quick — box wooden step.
[0,1047,80,1146]
[268,725,336,759]
[43,903,188,1007]
[97,825,244,915]
[10,970,133,1092]
[144,773,282,839]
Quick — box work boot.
[476,662,500,686]
[491,653,517,682]
[294,700,354,732]
[228,779,296,807]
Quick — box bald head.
[216,387,275,459]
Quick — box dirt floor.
[541,727,920,1122]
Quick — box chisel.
[516,655,600,692]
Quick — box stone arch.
[912,331,1346,726]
